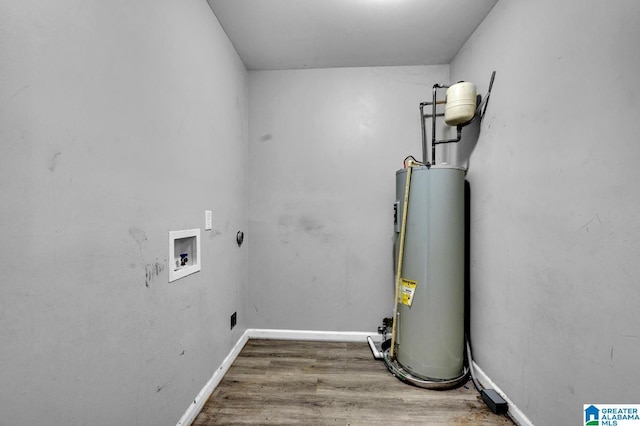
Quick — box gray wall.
[248,66,449,331]
[450,1,640,425]
[0,1,248,424]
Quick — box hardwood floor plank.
[193,339,514,425]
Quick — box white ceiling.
[207,0,497,70]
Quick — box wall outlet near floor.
[230,312,237,330]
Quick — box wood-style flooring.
[193,339,515,425]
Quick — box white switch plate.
[205,211,212,231]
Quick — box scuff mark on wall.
[298,215,331,243]
[145,259,166,288]
[298,215,324,233]
[49,152,62,172]
[578,213,604,233]
[278,214,333,244]
[129,227,148,251]
[278,215,294,244]
[10,85,30,99]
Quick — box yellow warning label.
[400,278,417,307]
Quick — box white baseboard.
[472,361,534,426]
[176,328,378,425]
[246,328,378,342]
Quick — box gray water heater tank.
[394,165,465,381]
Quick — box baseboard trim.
[246,328,378,342]
[176,329,250,426]
[176,328,378,425]
[472,361,534,426]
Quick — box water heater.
[389,164,466,387]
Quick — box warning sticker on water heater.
[400,278,417,307]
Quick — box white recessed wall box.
[169,229,201,282]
